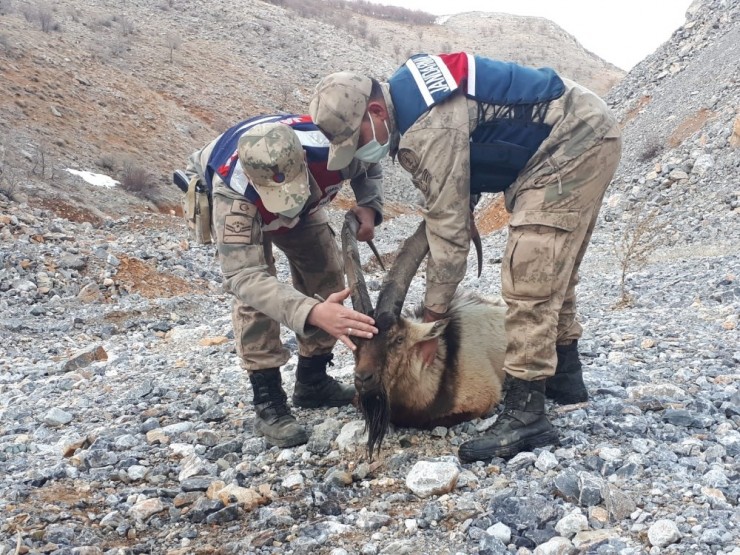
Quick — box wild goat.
[341,212,507,457]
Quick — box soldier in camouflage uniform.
[310,53,622,460]
[181,117,383,448]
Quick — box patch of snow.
[66,169,119,188]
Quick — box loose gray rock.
[647,518,682,547]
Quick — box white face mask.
[354,113,390,163]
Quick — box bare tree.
[165,32,181,63]
[612,208,664,307]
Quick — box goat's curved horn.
[471,216,483,278]
[367,240,385,271]
[341,211,374,315]
[375,220,429,319]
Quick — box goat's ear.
[420,318,450,341]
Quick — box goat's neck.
[391,346,447,409]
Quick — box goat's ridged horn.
[341,211,374,315]
[375,220,429,319]
[471,216,483,278]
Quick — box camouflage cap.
[237,123,310,214]
[309,72,372,171]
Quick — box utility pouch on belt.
[183,175,213,245]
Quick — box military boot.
[545,341,589,405]
[250,368,308,448]
[292,353,356,408]
[458,376,559,461]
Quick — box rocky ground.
[0,177,738,555]
[1,0,739,554]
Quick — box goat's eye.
[394,335,405,345]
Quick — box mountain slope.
[0,0,623,217]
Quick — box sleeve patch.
[222,214,254,244]
[397,148,420,174]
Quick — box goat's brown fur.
[356,291,507,455]
[342,211,505,456]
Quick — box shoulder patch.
[397,148,420,174]
[231,200,258,217]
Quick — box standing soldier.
[177,114,382,448]
[309,53,622,460]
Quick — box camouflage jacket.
[392,77,620,313]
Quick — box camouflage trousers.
[241,223,341,371]
[211,198,345,372]
[501,135,622,381]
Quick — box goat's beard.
[358,386,391,460]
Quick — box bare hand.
[307,288,378,351]
[351,206,377,242]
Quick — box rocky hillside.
[603,0,740,248]
[1,0,739,554]
[0,0,623,215]
[434,12,622,93]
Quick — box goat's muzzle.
[354,370,381,395]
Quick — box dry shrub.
[119,15,134,36]
[0,165,22,199]
[97,154,117,171]
[0,33,11,53]
[0,0,14,15]
[165,32,181,63]
[638,142,663,163]
[120,161,155,197]
[261,0,434,25]
[96,16,113,28]
[36,3,59,33]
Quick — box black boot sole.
[545,390,588,405]
[254,421,308,448]
[458,429,560,462]
[291,395,355,409]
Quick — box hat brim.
[251,162,310,214]
[326,126,361,171]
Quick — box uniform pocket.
[502,210,580,300]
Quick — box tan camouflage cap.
[309,72,372,171]
[237,123,310,214]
